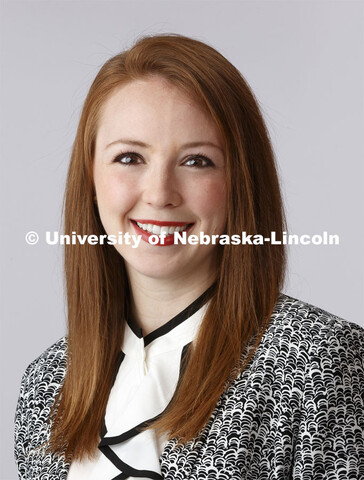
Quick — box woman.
[14,34,364,479]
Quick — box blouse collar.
[122,285,215,358]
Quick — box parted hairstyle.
[49,33,286,459]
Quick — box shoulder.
[215,294,364,434]
[264,293,364,349]
[15,337,68,449]
[272,293,364,356]
[20,336,68,399]
[261,297,364,475]
[24,335,68,373]
[163,297,363,478]
[268,294,363,380]
[231,294,364,395]
[270,294,364,394]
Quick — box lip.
[131,219,192,227]
[130,219,194,246]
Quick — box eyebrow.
[104,138,224,153]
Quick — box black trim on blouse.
[125,316,143,339]
[97,286,215,479]
[99,344,191,447]
[98,445,163,480]
[126,282,216,347]
[98,343,193,479]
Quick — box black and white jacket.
[14,295,364,479]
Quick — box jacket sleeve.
[293,318,364,479]
[13,337,69,480]
[14,363,33,479]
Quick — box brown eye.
[113,152,143,165]
[184,155,214,168]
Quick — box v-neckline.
[125,283,216,347]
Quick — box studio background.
[1,1,363,478]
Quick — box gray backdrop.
[1,1,363,478]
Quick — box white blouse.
[67,290,211,480]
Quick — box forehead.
[95,77,222,149]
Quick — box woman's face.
[94,76,227,284]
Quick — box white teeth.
[135,222,191,235]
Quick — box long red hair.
[49,33,286,459]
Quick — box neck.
[126,270,216,336]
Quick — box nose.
[141,163,182,209]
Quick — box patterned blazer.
[14,295,364,479]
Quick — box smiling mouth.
[130,219,194,241]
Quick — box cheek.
[94,169,138,219]
[186,176,227,226]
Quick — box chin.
[121,251,179,276]
[130,264,185,281]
